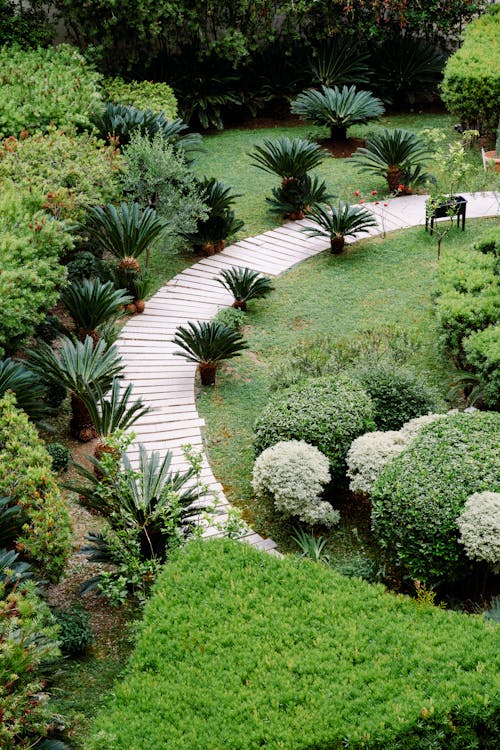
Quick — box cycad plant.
[28,336,123,441]
[249,137,330,219]
[352,128,434,193]
[303,201,378,254]
[291,85,384,141]
[178,178,244,254]
[60,278,132,342]
[81,202,166,273]
[309,38,371,88]
[173,320,248,385]
[0,358,50,421]
[216,267,274,311]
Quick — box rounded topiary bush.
[457,492,500,571]
[252,440,338,527]
[353,363,439,430]
[346,430,407,496]
[254,375,374,479]
[371,411,500,584]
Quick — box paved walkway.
[117,192,500,552]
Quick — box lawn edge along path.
[116,191,500,552]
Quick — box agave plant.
[303,201,378,254]
[216,267,275,311]
[309,38,371,88]
[0,358,50,421]
[28,336,123,441]
[60,278,132,342]
[291,85,384,141]
[178,178,244,254]
[172,320,248,385]
[249,136,328,179]
[352,128,434,193]
[81,202,166,272]
[267,173,332,220]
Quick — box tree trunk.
[233,300,247,311]
[70,394,97,442]
[330,236,345,254]
[330,124,347,141]
[199,362,217,386]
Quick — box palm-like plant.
[249,137,328,178]
[0,358,50,421]
[172,320,248,385]
[303,201,378,254]
[81,202,166,272]
[267,173,332,220]
[370,37,444,107]
[309,38,371,88]
[352,128,434,193]
[60,278,132,342]
[179,178,244,254]
[291,85,384,141]
[0,548,34,591]
[28,336,123,441]
[216,267,275,311]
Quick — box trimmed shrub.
[52,606,94,655]
[84,539,500,750]
[457,491,500,570]
[464,324,500,409]
[254,375,374,479]
[45,443,71,472]
[252,440,338,527]
[102,77,177,118]
[353,362,440,430]
[0,393,72,582]
[372,411,500,584]
[0,44,102,137]
[441,4,500,131]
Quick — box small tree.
[172,320,248,385]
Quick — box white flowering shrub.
[457,492,500,570]
[346,430,407,495]
[252,440,339,527]
[399,412,450,441]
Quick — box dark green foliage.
[372,411,500,584]
[291,85,384,141]
[0,547,34,590]
[266,173,331,219]
[179,178,244,251]
[0,0,53,47]
[173,321,248,366]
[52,607,94,655]
[45,443,71,473]
[80,378,150,439]
[61,278,131,340]
[352,128,434,192]
[247,40,309,106]
[216,267,274,310]
[214,306,246,331]
[309,37,371,88]
[81,202,166,262]
[0,495,21,548]
[84,538,500,750]
[463,325,500,409]
[0,358,50,421]
[254,375,374,479]
[303,200,378,253]
[34,314,67,345]
[353,363,440,430]
[249,136,328,178]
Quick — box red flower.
[374,201,380,205]
[354,190,360,197]
[371,190,378,195]
[383,202,388,207]
[358,199,365,204]
[397,184,405,191]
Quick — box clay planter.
[135,299,145,313]
[484,151,500,173]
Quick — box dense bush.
[52,606,94,655]
[102,77,177,118]
[254,375,374,479]
[0,130,122,219]
[0,580,61,749]
[0,0,53,47]
[0,44,102,137]
[353,362,440,430]
[252,440,338,527]
[45,443,71,472]
[457,491,500,570]
[0,393,72,582]
[372,411,500,584]
[85,539,500,750]
[441,4,500,131]
[0,184,71,356]
[464,324,500,409]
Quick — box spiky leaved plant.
[60,278,132,342]
[28,336,123,441]
[178,177,244,254]
[215,267,274,311]
[352,128,434,193]
[267,173,332,219]
[0,358,50,421]
[309,37,371,88]
[291,85,384,141]
[172,320,248,385]
[303,201,378,254]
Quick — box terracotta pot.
[135,299,145,313]
[484,151,500,173]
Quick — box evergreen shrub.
[102,77,177,119]
[84,539,500,750]
[457,491,500,570]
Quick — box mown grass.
[197,219,497,551]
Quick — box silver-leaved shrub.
[457,491,500,570]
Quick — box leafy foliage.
[370,36,444,106]
[0,358,50,421]
[249,136,328,178]
[102,77,177,119]
[216,267,274,310]
[179,178,244,251]
[372,411,500,584]
[303,200,378,253]
[173,321,248,384]
[52,607,94,655]
[457,491,500,569]
[291,85,384,140]
[45,443,71,473]
[61,278,132,340]
[0,0,53,47]
[309,37,371,88]
[79,377,150,441]
[84,538,500,750]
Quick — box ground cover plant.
[85,539,500,750]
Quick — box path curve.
[117,192,500,552]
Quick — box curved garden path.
[117,191,500,552]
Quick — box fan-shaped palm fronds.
[178,178,244,252]
[352,128,434,192]
[28,336,123,440]
[371,36,444,106]
[80,377,150,447]
[0,358,50,421]
[60,278,131,342]
[173,320,248,385]
[303,201,378,254]
[310,38,371,88]
[81,202,166,269]
[291,85,384,141]
[216,267,274,311]
[249,137,328,178]
[267,173,332,219]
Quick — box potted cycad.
[172,320,248,385]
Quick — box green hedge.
[0,44,103,137]
[85,539,500,750]
[371,411,500,584]
[0,392,72,582]
[102,77,177,118]
[464,324,500,408]
[441,4,500,131]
